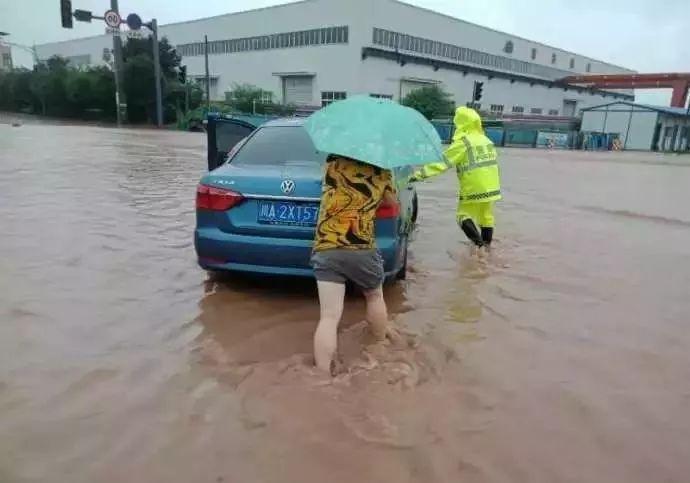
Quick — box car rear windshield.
[231,126,325,166]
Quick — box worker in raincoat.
[411,106,501,248]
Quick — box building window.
[176,26,349,58]
[370,27,578,82]
[66,54,91,67]
[490,104,504,114]
[586,63,592,73]
[2,53,12,68]
[530,108,543,115]
[548,109,559,115]
[321,91,346,107]
[370,94,393,99]
[512,106,525,114]
[503,40,514,54]
[569,58,575,69]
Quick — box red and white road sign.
[104,10,122,29]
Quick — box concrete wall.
[160,0,362,102]
[582,104,659,150]
[625,112,659,150]
[659,114,690,152]
[0,44,13,71]
[35,35,110,67]
[360,56,616,114]
[581,103,690,151]
[365,0,633,79]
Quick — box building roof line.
[390,0,635,73]
[35,33,109,48]
[156,0,311,30]
[362,47,635,101]
[32,0,632,75]
[581,101,690,117]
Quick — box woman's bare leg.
[362,285,388,341]
[314,281,346,373]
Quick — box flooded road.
[2,122,690,483]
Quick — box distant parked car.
[194,114,418,281]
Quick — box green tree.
[122,54,155,122]
[225,83,273,113]
[88,66,116,118]
[122,36,184,123]
[28,68,50,115]
[401,85,455,120]
[65,71,94,115]
[25,56,76,116]
[0,68,33,112]
[0,57,116,119]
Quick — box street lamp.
[0,32,39,65]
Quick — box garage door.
[563,100,577,117]
[283,76,314,105]
[400,80,436,99]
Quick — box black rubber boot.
[481,227,494,246]
[460,219,484,247]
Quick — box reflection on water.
[1,122,690,483]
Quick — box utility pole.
[204,35,210,109]
[150,19,163,127]
[0,35,39,66]
[110,0,126,126]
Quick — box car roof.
[261,117,307,128]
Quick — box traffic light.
[73,9,93,22]
[179,65,187,84]
[473,81,484,102]
[60,0,73,28]
[126,13,143,31]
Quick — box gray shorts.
[311,249,384,290]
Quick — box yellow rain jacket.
[413,107,501,204]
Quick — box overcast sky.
[2,0,687,105]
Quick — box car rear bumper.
[195,227,402,278]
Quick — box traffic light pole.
[204,35,211,109]
[110,0,126,126]
[150,19,163,127]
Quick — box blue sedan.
[194,115,417,281]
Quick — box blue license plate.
[257,201,319,226]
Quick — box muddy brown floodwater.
[1,121,690,483]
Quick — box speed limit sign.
[104,10,122,28]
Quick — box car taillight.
[196,184,244,211]
[376,198,401,219]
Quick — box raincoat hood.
[453,107,483,137]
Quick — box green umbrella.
[304,95,444,169]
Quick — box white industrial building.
[0,43,13,71]
[581,102,690,152]
[35,0,636,116]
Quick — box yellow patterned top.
[313,156,395,251]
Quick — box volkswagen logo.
[280,179,296,195]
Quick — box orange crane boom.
[559,73,690,108]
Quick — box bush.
[225,83,296,116]
[0,56,116,120]
[401,85,455,120]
